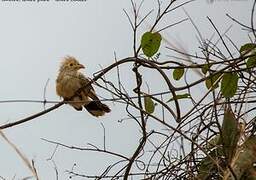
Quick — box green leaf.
[141,32,162,57]
[201,63,212,75]
[144,96,155,114]
[205,73,221,90]
[240,43,256,54]
[173,68,184,81]
[246,54,256,68]
[221,72,239,98]
[166,93,190,103]
[220,106,239,162]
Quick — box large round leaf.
[173,67,184,81]
[246,54,256,68]
[240,43,256,55]
[141,32,162,57]
[221,72,239,98]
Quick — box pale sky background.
[0,0,252,179]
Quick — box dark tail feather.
[84,101,111,117]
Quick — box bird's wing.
[77,72,100,101]
[77,72,111,116]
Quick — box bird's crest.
[61,56,79,66]
[59,56,82,72]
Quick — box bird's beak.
[78,64,85,69]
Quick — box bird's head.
[60,56,85,72]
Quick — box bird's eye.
[70,63,73,66]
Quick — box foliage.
[141,32,162,58]
[221,72,239,98]
[173,67,185,81]
[144,95,155,114]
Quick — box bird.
[56,56,111,117]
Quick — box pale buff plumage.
[56,56,111,117]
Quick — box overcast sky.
[0,0,252,179]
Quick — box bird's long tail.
[84,101,111,117]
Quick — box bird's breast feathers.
[56,72,83,98]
